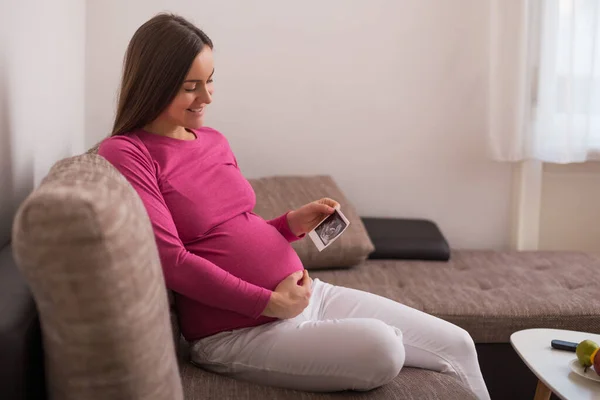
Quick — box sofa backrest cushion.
[250,175,375,269]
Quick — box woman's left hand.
[287,198,341,237]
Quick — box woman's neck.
[143,121,194,140]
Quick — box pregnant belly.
[186,212,304,290]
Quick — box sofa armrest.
[12,154,183,400]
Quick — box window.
[533,0,600,161]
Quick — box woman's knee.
[356,320,405,389]
[448,325,477,357]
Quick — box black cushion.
[0,245,46,399]
[361,218,450,261]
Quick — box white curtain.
[489,0,600,163]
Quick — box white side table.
[510,329,600,400]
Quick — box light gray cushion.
[249,175,375,270]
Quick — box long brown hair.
[111,14,213,136]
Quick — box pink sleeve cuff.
[250,287,274,319]
[267,212,305,243]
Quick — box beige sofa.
[11,151,600,400]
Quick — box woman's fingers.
[321,197,339,207]
[301,270,312,288]
[290,270,304,285]
[305,272,314,297]
[318,203,335,214]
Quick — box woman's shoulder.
[99,131,145,150]
[98,132,152,167]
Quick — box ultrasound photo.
[314,210,348,246]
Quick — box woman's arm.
[266,213,305,242]
[99,137,271,319]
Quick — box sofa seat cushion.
[310,250,600,343]
[179,362,476,400]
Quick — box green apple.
[576,340,599,369]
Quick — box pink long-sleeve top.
[98,127,304,340]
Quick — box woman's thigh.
[190,314,404,392]
[314,280,477,375]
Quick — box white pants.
[190,279,490,399]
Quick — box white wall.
[0,0,85,246]
[86,0,514,249]
[539,163,600,252]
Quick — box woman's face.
[160,47,215,130]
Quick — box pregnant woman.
[98,13,490,399]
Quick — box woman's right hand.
[261,270,312,319]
